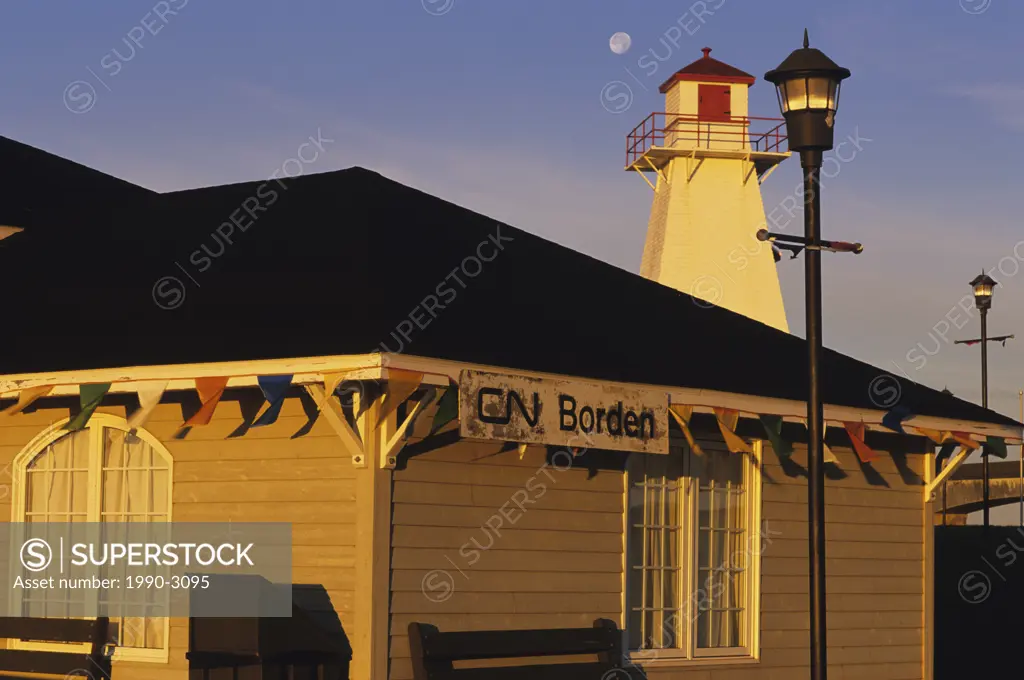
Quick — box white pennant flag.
[128,381,168,433]
[800,418,839,464]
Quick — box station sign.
[458,370,669,454]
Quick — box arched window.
[12,414,173,661]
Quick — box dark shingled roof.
[659,48,757,92]
[0,138,1018,429]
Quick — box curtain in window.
[21,426,170,651]
[100,429,168,650]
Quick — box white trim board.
[1,352,1019,441]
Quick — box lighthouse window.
[626,436,761,659]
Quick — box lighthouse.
[627,48,791,332]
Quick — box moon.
[609,32,632,55]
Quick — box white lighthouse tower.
[628,48,791,332]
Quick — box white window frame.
[623,438,762,667]
[10,413,173,663]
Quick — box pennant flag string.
[758,415,793,459]
[843,422,880,463]
[65,383,112,432]
[669,405,705,456]
[713,408,753,454]
[183,377,229,427]
[252,375,293,428]
[128,381,168,433]
[1,385,53,416]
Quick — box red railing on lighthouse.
[626,113,788,167]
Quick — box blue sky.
[3,0,1024,434]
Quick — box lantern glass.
[784,78,806,111]
[778,77,839,113]
[809,77,840,110]
[974,282,994,298]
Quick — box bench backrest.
[0,617,110,678]
[408,619,624,680]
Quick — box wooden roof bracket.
[304,383,367,467]
[924,447,971,501]
[307,374,437,469]
[380,388,438,469]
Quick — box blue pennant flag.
[252,375,293,427]
[881,405,914,434]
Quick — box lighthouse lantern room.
[628,47,791,332]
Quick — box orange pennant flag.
[714,407,753,454]
[950,431,981,451]
[183,377,229,427]
[669,405,704,456]
[912,426,946,444]
[843,422,880,463]
[0,226,23,242]
[380,370,424,423]
[1,385,52,416]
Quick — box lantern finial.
[803,29,809,49]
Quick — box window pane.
[696,447,750,651]
[626,450,684,651]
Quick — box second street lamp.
[953,272,1012,530]
[968,272,997,529]
[765,30,851,680]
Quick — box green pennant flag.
[759,415,793,459]
[431,384,458,433]
[65,383,111,431]
[983,436,1008,459]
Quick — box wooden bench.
[408,618,629,680]
[0,617,111,679]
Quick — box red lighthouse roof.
[659,47,756,92]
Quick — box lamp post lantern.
[970,271,997,528]
[765,30,850,680]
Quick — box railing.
[626,112,787,166]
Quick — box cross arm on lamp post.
[954,334,1014,346]
[757,229,864,254]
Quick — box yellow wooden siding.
[389,441,624,680]
[0,398,357,680]
[390,436,926,680]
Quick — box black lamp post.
[765,31,850,680]
[971,271,996,527]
